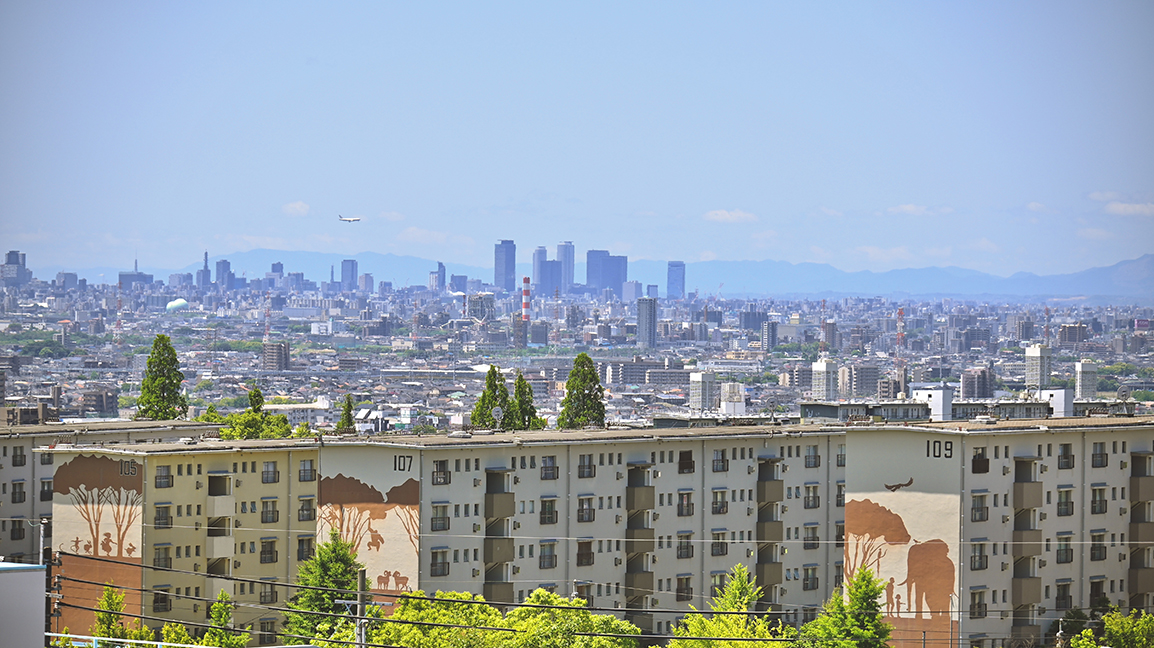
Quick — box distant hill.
[41,251,1154,302]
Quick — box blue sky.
[2,2,1152,277]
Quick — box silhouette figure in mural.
[896,539,955,620]
[101,532,115,555]
[377,572,391,590]
[367,527,384,552]
[70,537,81,552]
[125,543,136,557]
[392,571,411,592]
[83,541,92,554]
[886,577,896,615]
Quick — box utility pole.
[357,568,368,648]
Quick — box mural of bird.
[885,478,914,492]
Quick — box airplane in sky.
[337,215,361,223]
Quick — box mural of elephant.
[896,539,954,620]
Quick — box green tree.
[505,588,641,648]
[284,529,365,642]
[88,585,154,642]
[194,404,226,423]
[557,353,605,429]
[248,386,264,414]
[291,421,313,438]
[337,394,355,432]
[136,334,189,420]
[161,621,195,646]
[670,564,796,648]
[800,567,891,648]
[218,410,292,440]
[201,590,250,648]
[1069,609,1154,648]
[371,590,506,648]
[471,365,510,429]
[507,371,546,430]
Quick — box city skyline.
[2,3,1152,277]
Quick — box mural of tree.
[318,474,388,553]
[844,499,911,580]
[383,479,420,554]
[108,487,143,557]
[53,455,142,558]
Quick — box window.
[9,519,26,541]
[262,461,279,484]
[155,505,172,529]
[578,498,595,523]
[676,576,692,602]
[1091,488,1108,515]
[677,492,694,517]
[711,572,728,596]
[712,491,729,515]
[1056,583,1072,610]
[578,454,596,478]
[803,526,819,550]
[154,545,171,568]
[431,550,449,576]
[711,532,728,556]
[835,523,845,548]
[40,452,53,465]
[678,450,695,474]
[432,460,451,485]
[577,541,594,566]
[299,498,316,522]
[11,446,26,467]
[836,443,846,467]
[297,537,315,561]
[971,494,989,522]
[804,485,820,509]
[260,582,278,604]
[261,500,279,524]
[155,465,173,488]
[970,543,988,570]
[541,455,559,480]
[805,445,821,468]
[540,499,558,524]
[969,590,987,619]
[299,459,316,481]
[713,449,729,472]
[802,566,819,591]
[10,481,26,504]
[260,540,277,564]
[1091,534,1106,561]
[152,588,172,613]
[836,483,845,508]
[259,620,276,645]
[677,534,694,559]
[539,542,557,569]
[1058,444,1074,469]
[1057,489,1074,517]
[1092,442,1108,468]
[432,504,450,531]
[1056,537,1073,564]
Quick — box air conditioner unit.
[473,568,480,577]
[654,471,662,479]
[780,588,787,596]
[1121,461,1129,470]
[616,515,622,524]
[513,566,521,574]
[196,481,203,489]
[651,555,659,564]
[1121,553,1128,562]
[651,597,658,606]
[513,521,521,530]
[1039,512,1047,521]
[1121,508,1128,516]
[1001,562,1008,571]
[513,476,520,485]
[1038,560,1046,568]
[1002,515,1010,523]
[783,464,789,472]
[474,478,481,487]
[1040,464,1048,473]
[615,557,622,566]
[1003,465,1010,475]
[195,522,202,530]
[748,465,756,474]
[781,547,788,555]
[1001,611,1009,619]
[234,560,241,568]
[236,480,242,487]
[653,513,660,521]
[747,548,754,557]
[473,523,481,532]
[616,472,623,480]
[747,507,754,516]
[782,505,788,513]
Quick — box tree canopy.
[337,394,355,432]
[800,566,891,648]
[670,563,796,648]
[201,590,250,648]
[558,352,605,429]
[285,529,365,642]
[136,334,188,420]
[88,585,153,642]
[471,365,510,429]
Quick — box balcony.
[712,459,729,472]
[836,454,846,467]
[152,595,172,613]
[577,551,595,566]
[755,562,783,586]
[678,503,695,517]
[676,587,693,602]
[262,470,279,484]
[207,535,234,559]
[431,516,450,532]
[1012,577,1042,604]
[805,455,821,468]
[261,510,279,524]
[1132,475,1154,502]
[577,508,596,523]
[712,500,729,515]
[431,470,451,485]
[971,506,989,522]
[483,581,514,604]
[757,479,784,502]
[155,474,173,488]
[298,507,316,522]
[625,570,654,599]
[1056,548,1074,564]
[803,537,819,550]
[1091,545,1107,561]
[802,577,819,591]
[756,520,783,543]
[970,555,988,570]
[540,465,559,480]
[626,486,655,510]
[11,491,26,504]
[1058,454,1075,470]
[40,490,53,502]
[11,454,27,467]
[154,516,172,529]
[540,510,558,525]
[1091,499,1108,515]
[678,460,695,474]
[1131,521,1154,543]
[485,492,515,519]
[1012,529,1042,557]
[971,456,989,474]
[207,495,235,518]
[1092,453,1109,468]
[578,464,596,478]
[483,537,515,563]
[260,550,278,564]
[1129,567,1154,593]
[969,603,987,619]
[803,495,820,509]
[1057,501,1074,517]
[711,542,728,556]
[677,544,694,559]
[1013,481,1043,509]
[430,562,450,577]
[1056,596,1073,610]
[299,469,317,482]
[154,556,172,569]
[259,590,278,604]
[836,492,845,507]
[626,527,655,554]
[539,553,557,569]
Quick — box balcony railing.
[678,460,695,474]
[1091,500,1108,514]
[1092,453,1108,468]
[1056,548,1074,564]
[676,587,693,602]
[299,469,317,482]
[805,455,821,468]
[10,527,25,541]
[430,562,449,577]
[677,544,694,559]
[712,459,729,472]
[577,509,595,523]
[298,507,316,522]
[11,491,26,504]
[1056,596,1073,610]
[578,464,596,478]
[539,554,557,569]
[261,510,279,524]
[836,493,845,507]
[431,517,450,531]
[677,503,694,517]
[154,516,172,529]
[969,603,987,619]
[804,495,820,509]
[155,474,173,488]
[431,470,451,485]
[541,465,559,480]
[802,577,819,591]
[576,551,595,566]
[1057,501,1074,517]
[153,556,172,569]
[297,548,315,561]
[803,538,819,550]
[262,470,279,484]
[711,542,728,556]
[971,457,989,474]
[970,555,988,570]
[971,506,989,522]
[260,590,278,604]
[540,510,558,525]
[1090,545,1107,561]
[260,550,278,564]
[1058,455,1075,469]
[836,454,846,467]
[152,596,172,613]
[40,490,53,502]
[712,500,729,515]
[11,454,27,467]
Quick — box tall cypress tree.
[284,529,365,642]
[557,352,605,429]
[471,365,510,428]
[136,334,188,420]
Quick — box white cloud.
[704,209,758,223]
[1089,191,1120,202]
[281,201,310,217]
[887,204,928,216]
[972,238,1000,253]
[1078,228,1114,240]
[396,226,449,244]
[379,211,405,222]
[1105,201,1154,217]
[856,245,912,263]
[1026,202,1046,212]
[699,250,717,261]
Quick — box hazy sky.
[2,2,1152,277]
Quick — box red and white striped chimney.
[522,276,531,322]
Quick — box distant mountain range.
[41,250,1154,303]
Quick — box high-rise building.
[537,260,562,299]
[557,241,575,293]
[761,321,779,351]
[848,365,880,398]
[214,259,232,289]
[586,250,609,292]
[1075,360,1097,399]
[621,281,643,303]
[0,250,32,287]
[689,372,718,410]
[1026,344,1052,388]
[358,273,375,292]
[449,274,468,293]
[195,251,212,289]
[667,261,685,299]
[532,247,548,285]
[262,341,291,371]
[960,367,994,399]
[341,259,358,292]
[271,262,284,275]
[494,240,516,292]
[637,297,657,349]
[436,262,446,292]
[811,359,838,400]
[604,255,628,298]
